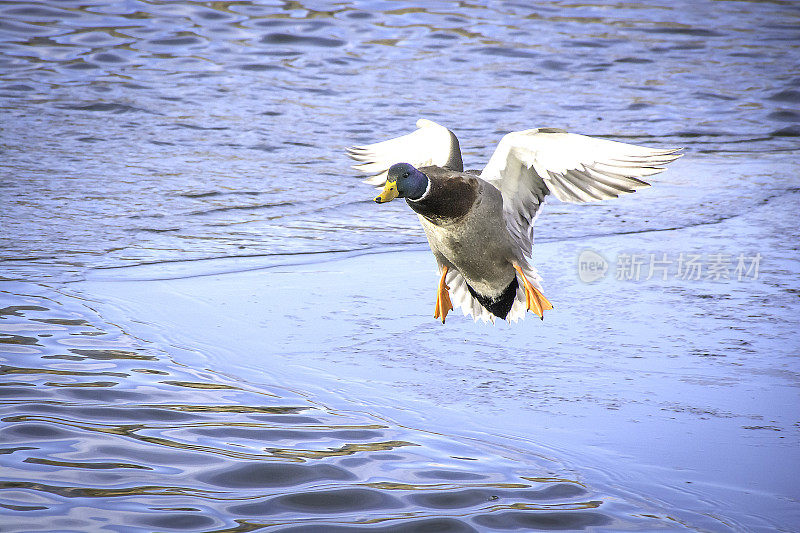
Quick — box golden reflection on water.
[3,411,416,463]
[487,500,603,512]
[142,404,308,414]
[266,440,419,461]
[23,457,152,470]
[365,482,530,491]
[0,480,225,499]
[161,380,240,390]
[1,364,127,377]
[44,380,119,387]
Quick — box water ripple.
[0,285,646,531]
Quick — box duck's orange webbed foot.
[434,265,454,324]
[513,265,553,320]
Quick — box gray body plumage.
[412,171,519,300]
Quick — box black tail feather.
[466,278,518,320]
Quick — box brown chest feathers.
[406,166,479,223]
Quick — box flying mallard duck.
[347,119,681,324]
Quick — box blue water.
[1,1,799,531]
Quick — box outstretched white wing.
[480,128,681,255]
[347,119,463,185]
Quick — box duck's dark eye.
[402,172,409,178]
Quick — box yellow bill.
[374,180,399,203]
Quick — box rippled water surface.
[2,1,799,531]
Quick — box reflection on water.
[1,0,799,531]
[0,284,641,531]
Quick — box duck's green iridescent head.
[374,163,428,203]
